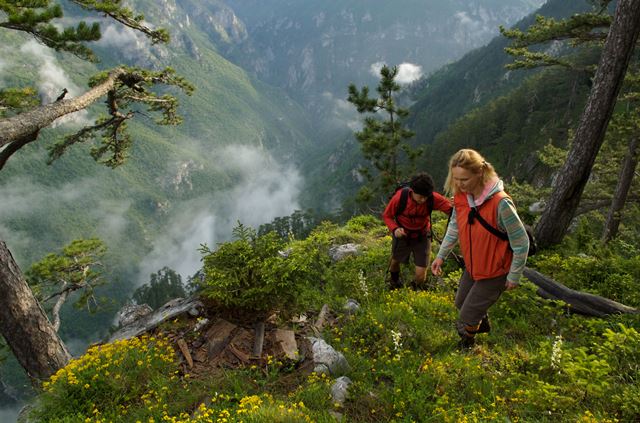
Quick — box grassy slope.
[30,216,640,422]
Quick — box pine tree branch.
[0,67,127,147]
[69,0,170,44]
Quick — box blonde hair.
[443,149,498,195]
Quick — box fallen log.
[523,267,639,317]
[108,297,203,342]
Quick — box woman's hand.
[431,257,444,276]
[505,281,518,291]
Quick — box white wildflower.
[550,334,563,371]
[391,330,402,352]
[358,270,369,298]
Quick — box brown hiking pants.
[454,271,507,336]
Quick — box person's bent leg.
[414,266,427,283]
[457,274,507,345]
[453,271,477,348]
[454,271,474,310]
[410,237,430,290]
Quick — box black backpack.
[468,201,537,256]
[393,184,434,238]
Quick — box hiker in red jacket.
[382,172,452,289]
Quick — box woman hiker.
[382,172,452,290]
[431,149,529,348]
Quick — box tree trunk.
[0,241,71,382]
[523,267,638,317]
[601,136,639,243]
[535,0,640,248]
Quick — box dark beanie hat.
[409,172,434,197]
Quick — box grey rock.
[278,248,293,258]
[193,317,210,332]
[329,244,360,262]
[343,299,360,315]
[529,201,545,214]
[328,410,344,421]
[331,376,352,405]
[307,336,350,376]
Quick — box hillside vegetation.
[31,215,640,422]
[0,0,314,346]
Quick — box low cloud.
[0,177,86,219]
[455,11,475,27]
[136,206,216,285]
[0,406,21,423]
[135,145,302,286]
[321,91,360,131]
[96,23,150,61]
[19,40,90,126]
[396,63,423,84]
[369,61,385,77]
[0,177,131,245]
[369,61,423,84]
[219,145,302,229]
[452,10,495,45]
[90,199,133,244]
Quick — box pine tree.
[347,65,421,206]
[26,239,107,332]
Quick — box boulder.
[329,244,360,262]
[307,337,350,376]
[331,376,352,405]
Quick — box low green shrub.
[198,223,331,316]
[532,252,640,306]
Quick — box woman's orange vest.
[454,191,512,281]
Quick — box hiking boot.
[477,316,491,334]
[457,336,475,350]
[389,278,403,290]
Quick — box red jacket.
[382,189,452,236]
[454,191,512,280]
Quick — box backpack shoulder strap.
[395,187,410,221]
[472,209,509,241]
[427,193,434,240]
[471,192,509,241]
[427,193,434,216]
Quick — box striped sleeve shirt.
[436,197,529,284]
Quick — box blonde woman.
[431,149,529,349]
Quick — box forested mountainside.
[0,0,313,391]
[305,0,600,212]
[222,0,544,104]
[409,0,603,184]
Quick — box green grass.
[30,216,640,422]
